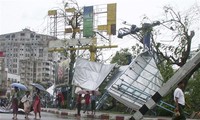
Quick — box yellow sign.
[107,3,116,35]
[97,25,108,31]
[107,3,116,25]
[73,28,80,33]
[65,28,73,33]
[48,10,57,16]
[65,8,76,12]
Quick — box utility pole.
[49,38,118,61]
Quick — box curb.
[41,108,126,120]
[42,108,187,120]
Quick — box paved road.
[1,108,198,120]
[0,112,94,120]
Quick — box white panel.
[107,51,164,111]
[49,40,65,48]
[72,58,115,90]
[49,38,92,48]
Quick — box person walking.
[91,91,97,115]
[83,91,90,114]
[56,94,61,110]
[21,91,32,119]
[76,94,82,117]
[172,81,186,120]
[11,87,20,120]
[56,92,64,110]
[33,88,41,119]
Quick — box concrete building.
[0,29,57,85]
[7,73,20,83]
[0,52,7,96]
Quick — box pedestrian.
[83,91,90,114]
[33,88,41,119]
[57,92,64,110]
[56,94,61,110]
[91,91,97,115]
[172,81,186,120]
[11,87,20,120]
[76,94,82,117]
[21,90,32,119]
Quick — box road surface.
[0,112,96,120]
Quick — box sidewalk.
[41,108,198,120]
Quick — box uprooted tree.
[152,6,199,87]
[127,5,200,88]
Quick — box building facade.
[0,52,7,96]
[0,29,57,85]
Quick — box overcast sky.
[0,0,200,60]
[0,0,198,33]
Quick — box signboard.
[65,38,92,46]
[55,60,69,87]
[107,52,163,110]
[49,39,92,49]
[107,3,116,35]
[83,6,94,38]
[49,40,65,48]
[72,58,115,90]
[48,10,57,16]
[65,8,76,12]
[65,28,73,33]
[97,25,108,31]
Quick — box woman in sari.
[11,87,19,120]
[21,91,32,119]
[33,88,41,119]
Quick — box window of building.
[39,49,43,52]
[36,35,40,39]
[11,34,15,38]
[48,54,52,57]
[30,34,34,38]
[39,53,43,57]
[20,33,25,36]
[5,35,10,38]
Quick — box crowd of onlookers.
[76,91,97,118]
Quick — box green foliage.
[158,61,174,82]
[156,61,175,116]
[186,69,200,112]
[110,48,132,65]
